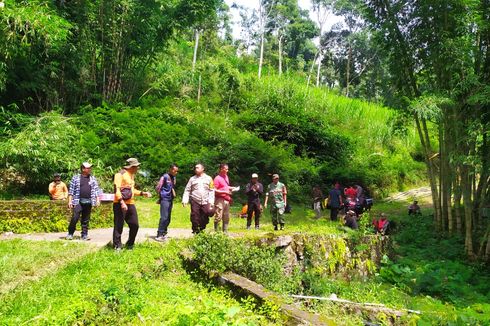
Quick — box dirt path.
[384,186,432,202]
[0,227,194,247]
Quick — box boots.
[223,223,229,234]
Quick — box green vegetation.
[0,240,274,325]
[0,200,113,233]
[0,239,94,294]
[1,0,489,323]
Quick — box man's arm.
[114,173,123,202]
[93,178,101,205]
[62,183,68,199]
[182,178,192,206]
[155,176,164,194]
[208,178,215,205]
[257,183,264,195]
[214,177,231,195]
[68,176,76,208]
[283,186,288,206]
[245,183,253,194]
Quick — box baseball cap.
[272,174,279,179]
[81,162,92,168]
[251,173,259,178]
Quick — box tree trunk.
[440,125,448,231]
[258,31,265,79]
[197,74,202,102]
[192,29,200,72]
[415,115,441,229]
[461,165,475,257]
[316,53,322,87]
[454,169,463,234]
[345,42,352,96]
[307,51,319,87]
[278,34,283,76]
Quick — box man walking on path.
[182,163,215,234]
[155,164,179,241]
[49,173,68,200]
[67,162,101,240]
[264,174,287,231]
[213,164,238,233]
[311,185,323,219]
[113,158,152,250]
[245,173,263,230]
[327,183,343,221]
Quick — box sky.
[224,0,343,42]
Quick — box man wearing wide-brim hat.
[112,158,152,250]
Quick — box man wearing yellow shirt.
[112,158,152,250]
[48,173,68,200]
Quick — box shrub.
[189,233,302,293]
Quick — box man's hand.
[182,202,187,208]
[96,198,101,207]
[68,201,74,209]
[143,191,152,198]
[121,201,128,212]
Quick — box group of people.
[311,182,392,235]
[49,159,288,250]
[48,159,412,249]
[312,183,365,222]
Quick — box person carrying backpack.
[154,164,179,242]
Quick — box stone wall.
[256,233,391,279]
[0,200,113,233]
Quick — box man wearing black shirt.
[67,162,101,240]
[245,173,263,230]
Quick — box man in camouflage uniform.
[264,174,288,231]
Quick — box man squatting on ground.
[49,173,68,200]
[182,163,215,234]
[66,162,101,240]
[155,164,179,241]
[113,158,152,250]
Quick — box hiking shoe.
[255,226,260,230]
[246,226,251,230]
[155,235,167,242]
[81,235,90,241]
[114,246,122,253]
[280,224,284,230]
[66,234,74,240]
[125,244,134,250]
[273,225,278,231]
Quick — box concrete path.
[0,227,194,247]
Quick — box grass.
[0,239,95,295]
[0,240,275,325]
[2,193,488,325]
[136,197,343,235]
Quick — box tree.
[357,0,490,260]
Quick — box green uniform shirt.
[267,182,286,208]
